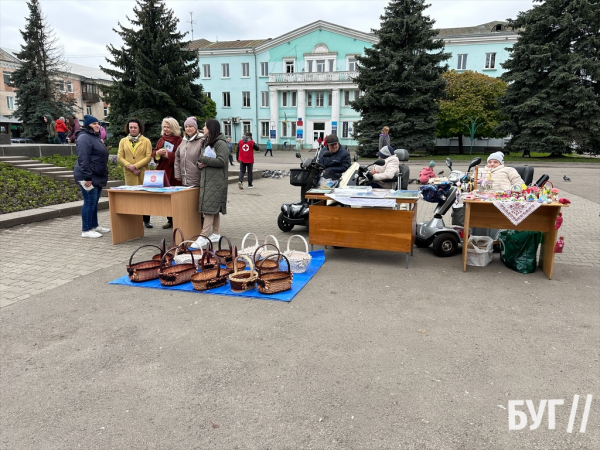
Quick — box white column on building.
[269,87,278,140]
[297,88,305,146]
[331,89,340,134]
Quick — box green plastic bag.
[498,230,543,274]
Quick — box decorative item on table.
[214,236,235,265]
[191,251,230,291]
[159,246,197,286]
[226,246,247,271]
[259,235,281,259]
[283,234,312,273]
[257,254,293,294]
[152,238,172,265]
[127,244,163,282]
[239,232,260,258]
[228,254,258,292]
[558,198,571,204]
[253,244,282,274]
[554,236,565,253]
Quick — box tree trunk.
[457,135,464,155]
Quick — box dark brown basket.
[257,255,293,294]
[253,244,282,274]
[191,251,230,291]
[215,236,234,265]
[159,246,197,286]
[228,254,257,292]
[186,234,217,267]
[225,246,246,271]
[127,244,163,282]
[151,239,172,265]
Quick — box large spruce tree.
[498,0,600,155]
[102,0,211,145]
[10,0,73,142]
[352,0,450,156]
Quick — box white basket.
[283,235,312,273]
[173,240,202,265]
[238,233,259,258]
[260,235,281,259]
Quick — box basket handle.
[232,254,255,276]
[218,235,233,252]
[263,234,280,249]
[128,244,163,272]
[159,238,166,255]
[201,250,221,276]
[173,241,198,265]
[160,246,180,268]
[286,234,309,253]
[173,227,185,246]
[253,243,280,264]
[241,232,258,249]
[257,253,290,276]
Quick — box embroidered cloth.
[492,201,543,226]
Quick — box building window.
[327,91,332,107]
[260,62,268,77]
[261,91,269,107]
[291,91,297,107]
[242,91,250,107]
[347,57,357,71]
[86,105,92,115]
[343,90,351,106]
[205,92,211,99]
[282,121,297,138]
[66,81,73,93]
[316,91,324,107]
[103,106,109,116]
[485,53,496,69]
[3,72,11,85]
[260,121,269,138]
[241,62,250,77]
[457,54,467,70]
[222,63,229,78]
[282,92,288,107]
[328,60,334,72]
[202,64,211,78]
[223,91,231,107]
[307,91,312,107]
[316,60,325,73]
[242,121,251,135]
[6,96,15,110]
[285,60,294,73]
[307,61,313,73]
[223,120,231,136]
[59,81,66,92]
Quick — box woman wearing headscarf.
[418,160,437,184]
[117,117,153,228]
[151,117,183,228]
[73,115,110,238]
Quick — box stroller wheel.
[277,212,295,232]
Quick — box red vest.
[238,139,255,163]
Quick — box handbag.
[127,244,163,282]
[191,251,230,291]
[253,244,281,274]
[257,254,293,294]
[159,246,197,286]
[228,254,258,292]
[283,235,312,273]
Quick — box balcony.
[268,71,357,84]
[82,91,100,103]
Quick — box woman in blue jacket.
[73,115,110,238]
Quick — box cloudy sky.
[1,0,536,68]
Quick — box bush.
[33,154,125,181]
[0,163,82,214]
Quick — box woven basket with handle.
[283,235,312,273]
[228,254,258,292]
[159,246,197,286]
[127,244,163,282]
[260,235,281,259]
[215,236,235,265]
[151,239,172,265]
[226,247,246,271]
[253,244,281,274]
[191,251,230,291]
[257,254,293,294]
[239,233,259,258]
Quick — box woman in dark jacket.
[73,115,110,238]
[67,116,80,143]
[196,119,229,243]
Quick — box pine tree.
[101,0,212,145]
[498,0,600,155]
[352,0,450,156]
[10,0,73,142]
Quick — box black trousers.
[239,162,253,186]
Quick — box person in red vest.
[237,132,259,189]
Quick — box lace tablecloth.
[492,201,543,226]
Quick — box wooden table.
[107,188,202,244]
[305,193,418,268]
[462,200,563,279]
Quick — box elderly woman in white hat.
[478,151,524,191]
[366,145,400,189]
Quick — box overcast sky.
[0,0,536,68]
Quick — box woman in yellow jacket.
[117,118,154,227]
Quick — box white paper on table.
[325,194,396,208]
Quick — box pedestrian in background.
[43,115,59,144]
[55,116,68,144]
[238,132,258,189]
[117,118,153,228]
[379,126,391,150]
[226,137,235,166]
[152,117,183,229]
[67,116,80,143]
[73,115,110,238]
[264,139,273,156]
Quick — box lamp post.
[462,115,484,156]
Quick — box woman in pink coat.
[418,160,436,184]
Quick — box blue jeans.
[79,185,102,231]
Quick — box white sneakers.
[94,226,111,233]
[82,230,102,238]
[208,234,221,243]
[189,236,210,249]
[238,181,243,190]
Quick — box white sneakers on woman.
[94,226,111,233]
[81,230,102,238]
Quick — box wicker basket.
[127,244,163,282]
[173,239,206,265]
[239,233,259,258]
[159,246,197,286]
[260,235,281,259]
[191,251,230,291]
[215,236,235,265]
[253,244,282,274]
[226,247,246,271]
[228,254,258,292]
[257,254,293,294]
[283,235,312,273]
[152,239,173,265]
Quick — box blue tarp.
[108,250,325,302]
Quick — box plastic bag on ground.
[466,236,493,267]
[498,230,543,273]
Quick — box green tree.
[436,70,507,154]
[10,0,74,143]
[498,0,600,155]
[101,0,209,146]
[351,0,450,156]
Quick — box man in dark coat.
[317,134,351,180]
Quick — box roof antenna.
[189,12,195,40]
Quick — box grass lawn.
[357,152,599,163]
